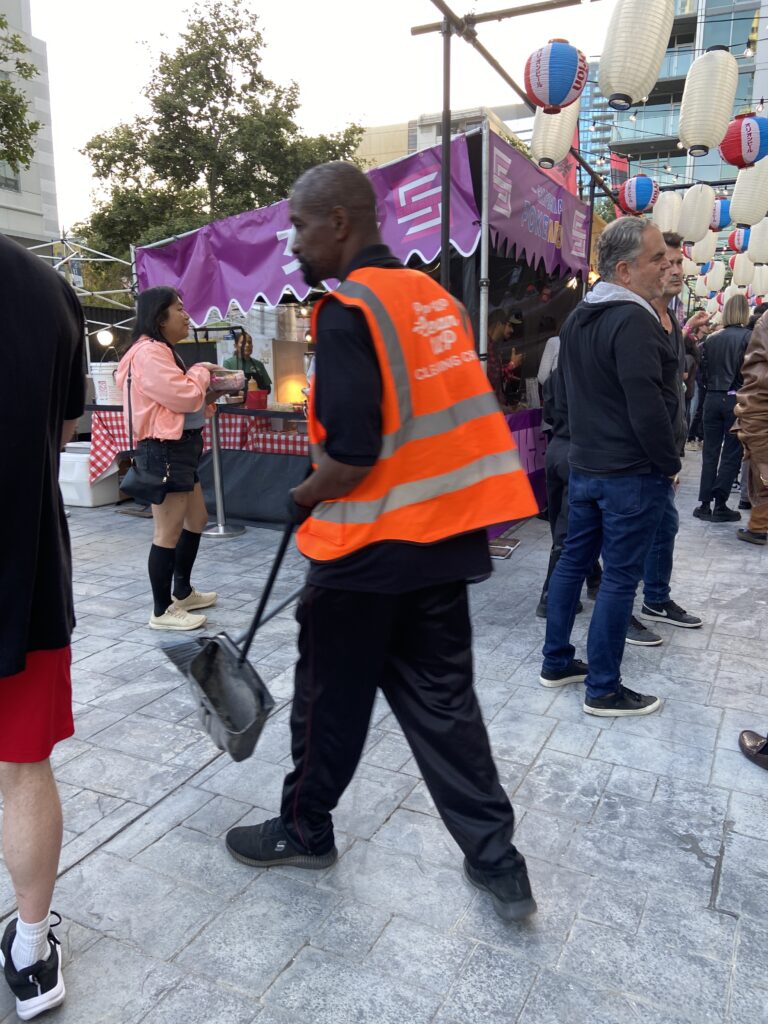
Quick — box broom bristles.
[161,635,210,675]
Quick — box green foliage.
[78,0,363,256]
[594,197,617,224]
[0,14,41,172]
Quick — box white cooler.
[59,442,120,507]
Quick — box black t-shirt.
[307,244,491,593]
[0,234,85,676]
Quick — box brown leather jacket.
[734,311,768,485]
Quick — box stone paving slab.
[1,451,768,1021]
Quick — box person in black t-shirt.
[0,233,85,1018]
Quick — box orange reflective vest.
[297,266,538,562]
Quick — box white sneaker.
[149,606,207,631]
[172,588,217,611]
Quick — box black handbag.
[120,369,171,506]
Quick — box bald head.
[290,161,382,286]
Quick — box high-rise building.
[581,0,768,191]
[0,0,59,245]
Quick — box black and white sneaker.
[539,658,588,688]
[225,816,337,869]
[640,600,702,629]
[0,914,65,1021]
[625,616,663,647]
[584,684,661,717]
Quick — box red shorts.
[0,648,74,762]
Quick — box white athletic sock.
[11,914,50,970]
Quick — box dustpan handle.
[238,521,294,665]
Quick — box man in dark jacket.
[538,217,680,717]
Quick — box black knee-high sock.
[148,544,176,616]
[173,529,202,600]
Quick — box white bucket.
[90,362,122,406]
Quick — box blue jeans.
[542,471,671,699]
[642,484,679,606]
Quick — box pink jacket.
[114,337,212,442]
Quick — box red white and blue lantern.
[617,174,660,215]
[728,228,751,252]
[710,196,731,232]
[719,112,768,169]
[524,39,588,114]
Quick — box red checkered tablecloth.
[89,408,307,481]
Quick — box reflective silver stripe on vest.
[312,448,522,525]
[378,390,501,459]
[335,279,413,422]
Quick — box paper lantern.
[678,183,716,243]
[724,283,747,304]
[747,217,768,264]
[730,157,768,227]
[753,264,768,295]
[700,260,714,275]
[682,257,699,277]
[617,174,659,214]
[694,275,709,297]
[652,190,682,233]
[710,196,731,232]
[731,253,755,286]
[679,48,739,157]
[691,231,717,264]
[524,39,588,113]
[531,97,581,169]
[706,261,725,292]
[706,296,720,316]
[728,227,751,252]
[599,0,675,110]
[719,113,768,169]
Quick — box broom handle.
[233,584,304,644]
[238,521,294,665]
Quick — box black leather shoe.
[693,504,712,521]
[464,858,537,921]
[711,505,741,523]
[738,500,752,511]
[739,731,768,770]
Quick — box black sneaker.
[711,505,741,523]
[738,499,752,511]
[535,600,583,620]
[463,858,537,921]
[539,658,588,688]
[625,616,663,647]
[639,600,702,629]
[737,528,768,546]
[584,684,661,717]
[225,816,337,869]
[586,583,600,600]
[0,914,65,1021]
[692,504,712,521]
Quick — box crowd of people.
[3,168,768,1020]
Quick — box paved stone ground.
[2,450,768,1024]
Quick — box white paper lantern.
[706,261,726,292]
[732,252,755,286]
[678,48,739,157]
[694,275,709,297]
[730,157,768,227]
[706,296,720,316]
[682,257,699,277]
[652,190,682,233]
[530,97,581,169]
[747,217,768,264]
[711,311,723,326]
[599,0,675,110]
[691,230,717,264]
[753,263,768,295]
[723,283,747,305]
[678,183,716,243]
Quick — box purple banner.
[135,137,480,326]
[489,132,589,278]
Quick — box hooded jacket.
[114,337,212,442]
[734,311,768,491]
[557,282,681,478]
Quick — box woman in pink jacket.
[116,287,223,631]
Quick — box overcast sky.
[30,0,618,231]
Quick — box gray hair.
[597,217,654,281]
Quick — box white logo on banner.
[276,227,301,276]
[395,171,442,236]
[571,209,588,258]
[492,148,513,217]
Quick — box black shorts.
[136,429,203,494]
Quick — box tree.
[78,0,362,256]
[594,197,617,224]
[0,14,41,172]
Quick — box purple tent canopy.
[135,137,481,325]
